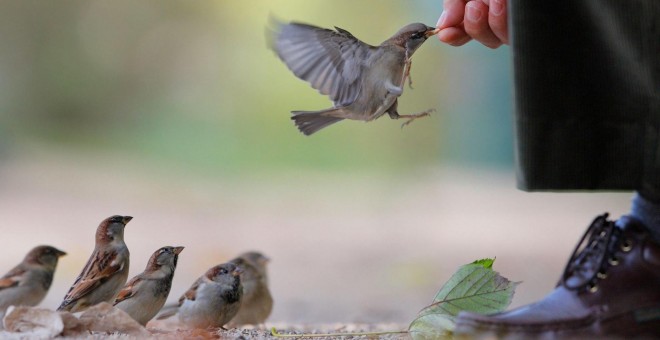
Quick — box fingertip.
[484,40,503,49]
[465,1,485,24]
[449,35,472,47]
[489,0,509,44]
[437,11,447,28]
[438,0,467,29]
[490,0,505,16]
[437,27,470,46]
[464,0,503,48]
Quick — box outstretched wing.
[272,22,375,107]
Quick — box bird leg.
[403,49,413,89]
[389,108,435,128]
[405,58,414,89]
[386,56,413,96]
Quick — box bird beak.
[173,246,185,254]
[56,249,67,257]
[122,216,133,225]
[232,267,244,277]
[425,28,440,38]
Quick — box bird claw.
[400,109,434,129]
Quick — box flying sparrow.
[158,262,243,329]
[57,215,132,313]
[114,246,184,326]
[227,251,272,326]
[272,21,439,135]
[0,246,66,322]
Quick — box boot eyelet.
[620,239,633,252]
[608,256,619,266]
[596,271,607,279]
[587,282,599,293]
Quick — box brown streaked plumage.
[271,21,438,135]
[57,215,132,313]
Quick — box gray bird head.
[204,262,243,304]
[231,251,270,282]
[386,22,438,56]
[96,215,132,244]
[26,245,67,269]
[148,246,184,271]
[208,262,243,286]
[236,251,269,268]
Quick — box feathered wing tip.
[291,110,344,136]
[155,303,179,320]
[56,299,74,312]
[265,14,285,52]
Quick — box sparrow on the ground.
[114,246,184,326]
[158,262,243,329]
[0,246,66,322]
[57,215,132,313]
[272,21,439,135]
[227,251,272,326]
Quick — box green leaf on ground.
[408,258,518,340]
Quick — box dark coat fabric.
[510,1,660,201]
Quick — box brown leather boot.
[455,214,660,339]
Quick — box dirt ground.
[0,151,632,337]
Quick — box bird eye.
[412,32,424,39]
[220,268,227,274]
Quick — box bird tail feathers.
[291,109,345,136]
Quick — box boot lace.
[560,213,632,293]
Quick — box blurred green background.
[0,0,513,175]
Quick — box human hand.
[436,0,508,48]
